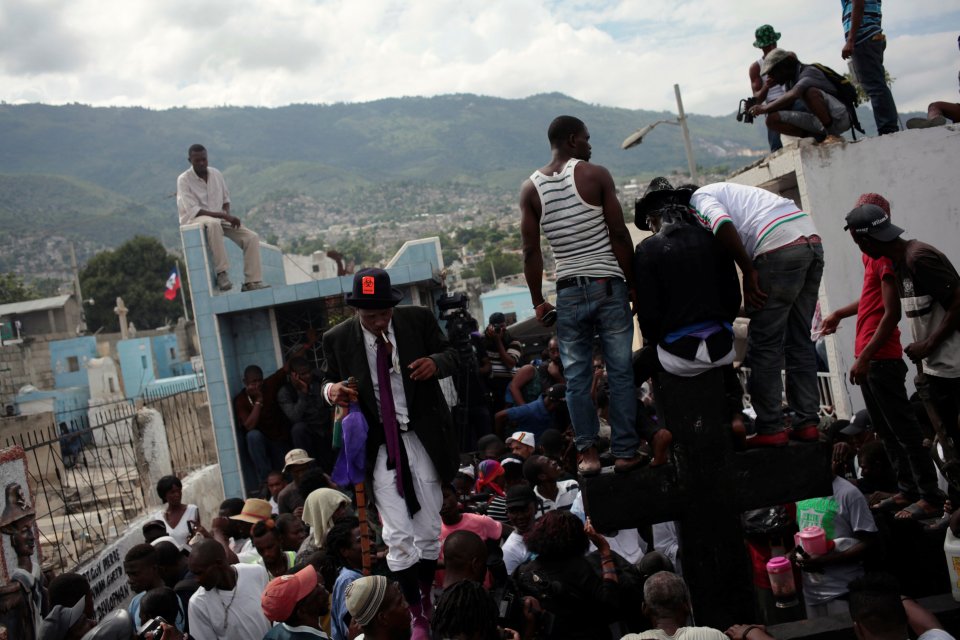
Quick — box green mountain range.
[0,93,890,277]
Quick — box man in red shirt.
[821,193,944,520]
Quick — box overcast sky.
[1,0,956,117]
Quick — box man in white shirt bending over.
[689,183,823,448]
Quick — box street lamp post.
[621,83,699,183]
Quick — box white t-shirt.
[177,166,230,226]
[690,183,817,258]
[502,531,530,575]
[229,537,262,564]
[535,479,580,514]
[795,476,877,606]
[188,563,271,640]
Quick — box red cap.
[261,565,318,622]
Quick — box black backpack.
[810,62,866,138]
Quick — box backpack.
[810,62,866,138]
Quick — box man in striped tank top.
[690,183,824,448]
[519,115,644,476]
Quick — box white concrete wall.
[77,463,224,620]
[730,125,960,415]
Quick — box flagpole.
[176,260,190,322]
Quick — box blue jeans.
[766,121,783,152]
[852,36,899,134]
[556,277,638,457]
[747,242,824,434]
[245,429,288,483]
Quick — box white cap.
[506,431,535,448]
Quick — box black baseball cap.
[844,204,904,242]
[505,485,537,508]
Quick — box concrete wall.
[0,333,70,406]
[151,333,181,378]
[481,286,536,325]
[50,336,98,389]
[77,463,224,620]
[117,338,156,399]
[729,125,960,415]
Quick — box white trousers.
[199,218,263,283]
[373,431,442,572]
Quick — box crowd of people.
[34,9,958,638]
[41,135,960,636]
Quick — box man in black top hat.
[322,267,459,640]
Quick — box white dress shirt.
[176,166,230,226]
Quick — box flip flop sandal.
[872,494,910,512]
[895,501,942,521]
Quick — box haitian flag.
[163,269,180,301]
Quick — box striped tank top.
[842,0,883,44]
[530,158,624,282]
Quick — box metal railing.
[4,385,214,574]
[737,368,838,418]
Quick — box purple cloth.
[332,403,368,486]
[376,336,404,497]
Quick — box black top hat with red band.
[346,268,404,309]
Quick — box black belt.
[556,276,610,291]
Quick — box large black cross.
[581,368,833,629]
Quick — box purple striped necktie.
[376,334,404,497]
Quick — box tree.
[845,70,894,104]
[0,273,41,304]
[461,249,523,285]
[80,236,190,332]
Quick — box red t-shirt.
[855,255,902,360]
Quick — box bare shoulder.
[519,177,537,199]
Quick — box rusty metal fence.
[3,385,215,574]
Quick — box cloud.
[0,0,88,74]
[0,0,955,117]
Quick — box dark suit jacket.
[321,305,460,484]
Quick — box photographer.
[480,312,522,420]
[747,24,787,152]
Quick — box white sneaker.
[216,271,233,291]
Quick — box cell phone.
[139,616,167,640]
[187,520,197,535]
[541,309,557,327]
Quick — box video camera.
[437,292,478,347]
[737,97,758,124]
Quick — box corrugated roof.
[0,294,72,316]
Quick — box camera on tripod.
[437,292,478,347]
[737,97,758,124]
